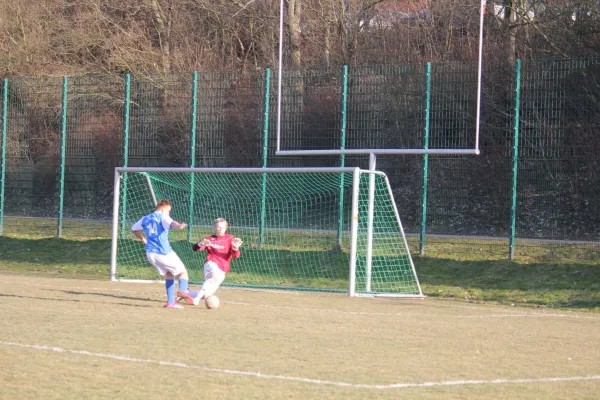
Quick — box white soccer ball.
[205,295,220,309]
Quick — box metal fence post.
[337,64,349,249]
[259,68,271,247]
[509,59,522,260]
[0,79,8,237]
[420,62,432,256]
[57,77,68,238]
[120,74,131,237]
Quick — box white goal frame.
[111,166,424,298]
[275,0,485,156]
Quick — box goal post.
[111,167,423,297]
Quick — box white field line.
[1,341,599,390]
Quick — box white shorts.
[204,261,226,282]
[147,251,186,277]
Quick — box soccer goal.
[111,167,423,297]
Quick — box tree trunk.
[324,23,330,67]
[507,0,518,64]
[146,0,172,73]
[286,0,302,67]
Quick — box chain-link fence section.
[1,59,598,260]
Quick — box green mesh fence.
[347,64,425,150]
[2,77,64,236]
[114,168,422,296]
[191,70,264,168]
[515,58,600,259]
[128,75,193,168]
[1,59,599,261]
[420,59,513,257]
[65,76,125,226]
[268,66,344,168]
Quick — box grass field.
[0,229,599,399]
[0,235,598,311]
[1,275,599,399]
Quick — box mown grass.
[0,235,598,312]
[415,258,600,310]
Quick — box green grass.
[415,257,600,310]
[1,235,598,311]
[0,237,111,277]
[2,274,599,400]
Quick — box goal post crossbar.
[275,149,481,156]
[115,166,361,174]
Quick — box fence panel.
[3,77,63,236]
[62,75,125,236]
[516,58,600,260]
[0,60,598,261]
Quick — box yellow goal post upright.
[110,166,424,298]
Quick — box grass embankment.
[0,236,598,311]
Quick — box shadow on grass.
[44,288,159,303]
[415,256,600,310]
[0,237,112,265]
[1,237,598,310]
[0,292,157,308]
[415,257,600,290]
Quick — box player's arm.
[170,221,188,230]
[161,213,187,230]
[132,230,147,245]
[131,219,147,245]
[231,237,242,258]
[192,237,211,252]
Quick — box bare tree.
[285,0,303,67]
[144,0,174,73]
[2,0,600,76]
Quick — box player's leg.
[158,251,190,301]
[150,252,185,308]
[164,271,178,307]
[171,253,189,293]
[163,252,196,304]
[192,261,225,305]
[203,265,225,298]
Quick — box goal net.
[111,167,423,297]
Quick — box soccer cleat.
[176,290,195,305]
[193,295,202,306]
[164,303,184,309]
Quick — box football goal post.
[111,167,423,297]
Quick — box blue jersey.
[132,212,173,255]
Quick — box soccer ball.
[205,295,220,309]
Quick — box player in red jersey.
[178,218,242,306]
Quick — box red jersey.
[194,233,240,273]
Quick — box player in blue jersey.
[131,200,190,309]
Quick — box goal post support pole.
[348,167,361,297]
[365,154,377,293]
[110,168,122,281]
[382,173,425,297]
